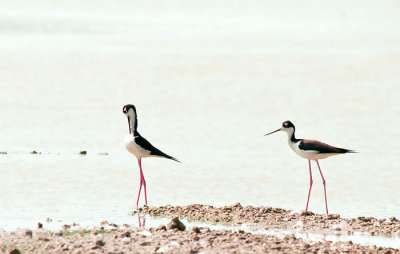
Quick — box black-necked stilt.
[123,104,180,209]
[265,120,356,215]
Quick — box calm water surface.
[1,0,400,231]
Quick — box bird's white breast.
[124,134,151,159]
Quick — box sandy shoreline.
[143,203,400,237]
[1,204,399,254]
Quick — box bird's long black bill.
[127,116,131,134]
[265,128,281,136]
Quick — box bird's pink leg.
[136,159,143,209]
[138,159,147,206]
[306,160,313,212]
[316,160,329,215]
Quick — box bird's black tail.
[153,149,181,163]
[165,155,181,163]
[342,149,357,153]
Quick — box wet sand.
[144,204,400,237]
[1,204,399,254]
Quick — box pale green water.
[0,0,400,231]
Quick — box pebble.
[167,217,186,231]
[327,214,340,220]
[22,229,33,238]
[95,240,105,247]
[192,226,201,233]
[8,248,21,254]
[121,237,130,243]
[156,225,167,231]
[120,231,131,238]
[63,224,71,230]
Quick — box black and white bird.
[123,104,179,208]
[265,120,355,215]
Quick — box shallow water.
[6,214,399,249]
[1,0,400,233]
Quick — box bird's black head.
[123,104,138,134]
[265,120,295,136]
[123,104,136,115]
[282,120,295,129]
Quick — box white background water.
[1,0,399,230]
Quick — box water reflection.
[137,212,146,228]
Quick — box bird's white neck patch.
[282,127,295,140]
[127,109,137,134]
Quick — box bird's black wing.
[299,139,355,154]
[135,135,180,162]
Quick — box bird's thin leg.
[316,160,329,215]
[136,159,143,209]
[138,158,147,206]
[306,160,313,212]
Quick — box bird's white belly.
[289,141,338,161]
[124,135,151,159]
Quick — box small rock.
[100,221,108,225]
[327,214,340,220]
[232,202,242,208]
[156,225,167,231]
[138,230,152,236]
[55,231,63,236]
[63,224,71,230]
[301,211,314,216]
[202,227,211,233]
[106,225,117,231]
[167,217,186,231]
[121,237,130,243]
[358,216,374,222]
[390,217,398,222]
[289,210,301,216]
[79,151,87,155]
[121,231,131,237]
[192,226,201,233]
[31,151,38,154]
[95,240,105,247]
[22,229,33,238]
[8,248,21,254]
[45,218,53,223]
[37,222,43,229]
